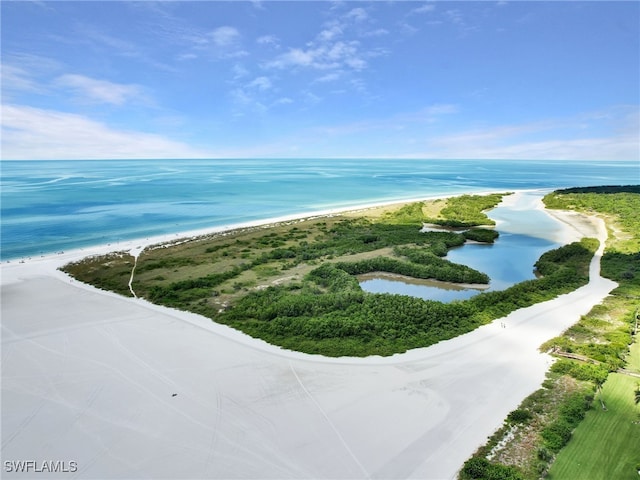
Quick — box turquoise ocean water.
[1,159,637,261]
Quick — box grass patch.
[547,364,640,479]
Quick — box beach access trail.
[1,191,617,479]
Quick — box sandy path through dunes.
[1,191,616,479]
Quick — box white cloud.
[303,91,322,105]
[319,23,344,42]
[177,53,198,61]
[265,40,367,71]
[1,104,210,160]
[345,56,366,71]
[72,24,176,72]
[268,113,638,159]
[3,53,62,74]
[264,6,383,75]
[256,34,280,48]
[284,105,639,161]
[210,26,240,47]
[361,28,389,37]
[399,22,419,35]
[327,42,353,60]
[411,4,436,15]
[76,27,140,57]
[54,74,144,106]
[247,76,272,91]
[442,8,479,34]
[186,26,247,59]
[425,134,639,161]
[314,72,342,83]
[230,88,252,105]
[350,78,367,94]
[1,54,63,98]
[232,64,249,79]
[229,76,278,112]
[415,111,640,160]
[272,97,293,107]
[445,9,464,26]
[423,104,459,116]
[266,48,317,69]
[1,64,44,95]
[345,8,368,22]
[310,103,458,137]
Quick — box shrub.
[550,359,609,384]
[463,228,500,243]
[460,456,524,480]
[507,409,532,424]
[541,420,572,452]
[537,446,553,461]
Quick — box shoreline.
[1,188,614,479]
[358,271,492,291]
[1,188,598,364]
[2,188,535,272]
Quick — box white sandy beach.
[1,190,617,479]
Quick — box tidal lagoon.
[359,190,571,301]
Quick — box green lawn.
[628,330,640,372]
[547,341,640,480]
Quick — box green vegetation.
[380,193,505,227]
[464,238,596,325]
[459,185,640,480]
[549,359,608,385]
[213,238,593,357]
[61,187,640,476]
[460,457,524,480]
[540,392,593,453]
[543,185,640,255]
[62,186,640,476]
[381,200,429,225]
[463,228,500,243]
[546,286,640,478]
[63,193,598,358]
[62,252,135,297]
[547,367,640,479]
[338,249,490,283]
[461,372,595,480]
[423,193,505,227]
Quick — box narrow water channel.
[359,191,562,302]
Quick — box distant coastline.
[2,189,500,266]
[2,187,568,273]
[2,158,637,260]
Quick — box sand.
[1,190,616,479]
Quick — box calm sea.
[1,159,637,260]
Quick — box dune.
[1,190,616,479]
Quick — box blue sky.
[2,1,639,160]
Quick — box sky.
[1,0,639,160]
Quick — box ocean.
[1,158,637,261]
